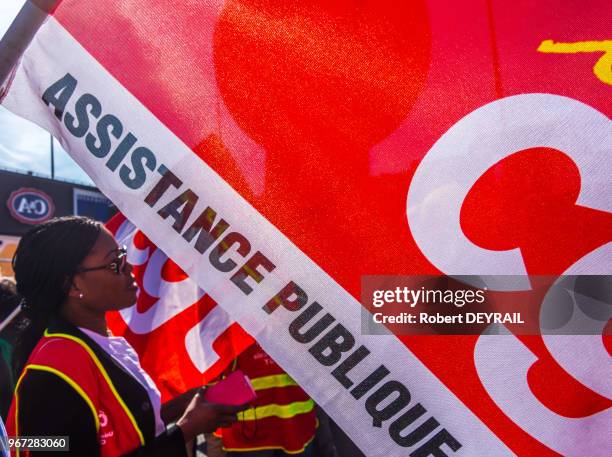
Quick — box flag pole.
[0,0,61,89]
[50,133,55,179]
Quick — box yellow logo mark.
[538,40,612,85]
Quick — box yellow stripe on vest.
[13,364,101,457]
[238,399,314,421]
[25,364,100,430]
[44,330,146,446]
[222,434,316,455]
[251,374,298,391]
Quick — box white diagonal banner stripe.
[2,18,511,456]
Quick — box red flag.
[2,1,610,455]
[105,213,254,400]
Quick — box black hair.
[11,216,102,378]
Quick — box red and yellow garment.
[216,344,316,454]
[8,331,145,457]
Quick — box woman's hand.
[176,390,247,442]
[160,387,199,425]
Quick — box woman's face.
[72,227,138,312]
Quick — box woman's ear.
[67,277,84,299]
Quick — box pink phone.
[204,370,257,406]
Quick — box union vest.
[216,344,317,454]
[7,324,157,457]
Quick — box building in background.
[0,168,115,277]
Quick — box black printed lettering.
[106,133,138,171]
[119,146,156,189]
[365,380,411,428]
[182,206,229,254]
[42,73,77,119]
[289,302,335,344]
[64,93,101,138]
[390,404,439,447]
[157,189,199,233]
[230,251,276,295]
[350,365,390,399]
[309,324,355,366]
[410,429,461,457]
[331,345,370,389]
[85,114,122,158]
[263,281,308,314]
[209,232,251,273]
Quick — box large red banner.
[2,1,610,455]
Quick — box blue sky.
[0,0,93,184]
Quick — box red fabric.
[218,344,316,453]
[42,2,611,455]
[106,213,254,401]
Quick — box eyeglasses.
[77,246,128,275]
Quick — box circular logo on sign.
[7,188,55,225]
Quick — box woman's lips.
[127,273,138,290]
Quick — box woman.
[7,216,243,456]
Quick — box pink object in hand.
[204,370,257,405]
